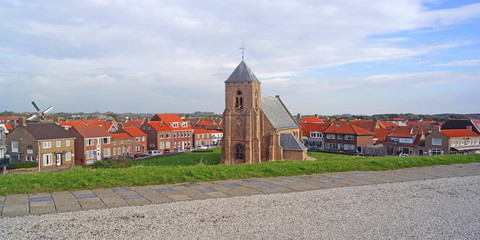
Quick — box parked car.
[102,157,117,161]
[175,149,185,153]
[308,147,320,151]
[134,153,147,158]
[163,149,170,154]
[147,150,161,155]
[197,145,208,149]
[119,155,134,159]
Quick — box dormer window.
[172,123,179,128]
[182,122,187,128]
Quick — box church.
[221,61,307,164]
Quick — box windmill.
[27,101,54,121]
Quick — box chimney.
[19,117,26,127]
[297,113,301,119]
[314,114,318,118]
[145,117,150,123]
[433,125,441,133]
[466,126,473,131]
[275,95,280,98]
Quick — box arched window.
[235,97,243,110]
[235,144,244,160]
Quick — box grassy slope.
[0,149,479,196]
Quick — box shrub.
[192,149,214,153]
[92,160,119,169]
[7,162,38,169]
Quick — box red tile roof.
[374,129,394,143]
[348,120,376,131]
[122,127,147,137]
[72,125,110,138]
[84,120,109,125]
[59,121,87,127]
[300,117,324,123]
[197,120,213,126]
[193,129,222,134]
[111,133,131,140]
[148,121,172,132]
[298,123,330,137]
[324,123,374,135]
[99,123,113,132]
[441,129,480,138]
[123,119,145,128]
[5,124,13,130]
[393,118,406,121]
[377,122,398,129]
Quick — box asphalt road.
[1,176,479,240]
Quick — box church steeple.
[224,61,261,83]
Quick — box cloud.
[0,0,479,113]
[431,59,480,67]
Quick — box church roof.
[262,96,299,130]
[280,133,308,151]
[225,61,260,83]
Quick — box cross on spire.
[239,41,246,61]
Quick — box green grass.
[0,149,479,196]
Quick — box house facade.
[69,125,112,165]
[6,122,75,170]
[425,126,480,155]
[193,129,222,147]
[322,123,375,153]
[151,114,193,151]
[141,120,173,153]
[118,126,147,155]
[111,133,133,157]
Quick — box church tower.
[221,61,262,164]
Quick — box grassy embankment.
[0,148,479,196]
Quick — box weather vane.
[239,41,246,61]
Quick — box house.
[69,125,112,165]
[0,124,9,161]
[118,127,147,155]
[376,121,398,129]
[110,132,133,157]
[425,126,480,155]
[151,114,193,151]
[322,123,375,153]
[193,129,223,147]
[348,120,377,132]
[122,119,145,128]
[59,120,117,132]
[6,120,75,170]
[140,119,173,153]
[298,122,330,150]
[383,128,425,156]
[221,61,307,164]
[441,119,480,134]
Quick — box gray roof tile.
[262,96,298,130]
[225,61,260,83]
[25,123,74,140]
[280,133,308,151]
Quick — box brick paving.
[1,163,479,218]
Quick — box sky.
[1,0,479,115]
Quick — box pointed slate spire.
[225,61,260,83]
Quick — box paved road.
[1,174,479,239]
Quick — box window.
[344,144,356,150]
[113,148,117,155]
[66,152,72,161]
[103,138,110,144]
[172,123,179,128]
[345,135,354,140]
[127,139,131,143]
[135,145,141,151]
[86,139,95,146]
[182,122,187,128]
[337,135,343,140]
[149,143,155,148]
[326,134,335,139]
[56,141,61,148]
[399,147,413,155]
[431,148,443,155]
[236,144,244,160]
[43,154,53,166]
[159,142,165,149]
[310,132,323,138]
[103,148,110,157]
[12,141,19,152]
[166,134,170,138]
[235,96,243,110]
[165,141,171,148]
[43,141,52,149]
[174,133,177,138]
[142,136,145,141]
[86,150,95,159]
[136,137,140,142]
[26,155,34,162]
[114,141,117,145]
[432,138,442,146]
[159,134,164,139]
[66,140,70,147]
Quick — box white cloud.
[432,59,480,67]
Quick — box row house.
[193,129,223,147]
[425,126,480,155]
[299,122,329,149]
[69,125,112,165]
[323,123,375,153]
[110,133,133,157]
[151,114,193,151]
[118,127,147,155]
[141,120,173,153]
[6,121,75,170]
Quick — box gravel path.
[1,176,479,240]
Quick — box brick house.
[298,122,330,150]
[383,129,425,156]
[6,122,75,170]
[193,129,223,147]
[425,126,480,155]
[69,125,112,165]
[322,123,375,153]
[0,124,8,160]
[140,119,173,153]
[110,132,133,157]
[151,114,193,151]
[118,127,147,155]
